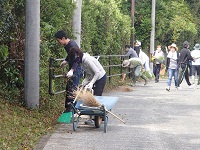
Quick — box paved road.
[35,79,200,150]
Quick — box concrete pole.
[150,0,156,73]
[130,0,135,48]
[25,0,40,108]
[73,0,82,48]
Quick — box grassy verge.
[0,94,65,150]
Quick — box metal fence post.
[49,57,54,96]
[120,56,123,79]
[109,56,111,83]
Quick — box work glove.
[60,60,67,67]
[82,78,89,86]
[85,82,93,90]
[66,70,73,77]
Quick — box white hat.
[168,43,178,51]
[194,43,200,50]
[122,60,130,67]
[136,40,141,46]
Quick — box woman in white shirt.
[81,53,106,96]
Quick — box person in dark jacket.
[55,30,83,112]
[177,41,194,89]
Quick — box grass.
[0,94,65,150]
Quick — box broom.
[74,89,126,124]
[57,81,83,124]
[57,111,72,123]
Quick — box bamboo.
[105,109,126,124]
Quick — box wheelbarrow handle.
[68,102,80,115]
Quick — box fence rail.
[49,55,131,95]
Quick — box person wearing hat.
[136,41,151,73]
[121,45,138,82]
[134,40,141,57]
[177,41,194,89]
[165,43,179,91]
[122,57,148,86]
[153,45,165,83]
[191,43,200,85]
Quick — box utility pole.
[150,0,156,73]
[25,0,40,108]
[130,0,135,48]
[73,0,82,48]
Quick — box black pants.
[188,61,192,76]
[93,74,107,96]
[178,63,191,86]
[153,64,161,82]
[65,66,83,110]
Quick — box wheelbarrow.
[70,96,119,133]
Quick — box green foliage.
[169,1,197,42]
[117,0,131,15]
[0,60,24,103]
[0,45,8,61]
[155,0,197,46]
[143,71,154,80]
[0,0,25,43]
[40,0,76,58]
[134,0,198,50]
[81,0,131,55]
[39,0,77,104]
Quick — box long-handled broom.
[57,80,83,123]
[74,89,126,124]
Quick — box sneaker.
[188,84,195,89]
[177,86,182,90]
[130,83,136,87]
[166,86,170,91]
[85,119,94,125]
[144,80,148,86]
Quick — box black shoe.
[166,86,170,91]
[85,119,94,125]
[63,107,72,113]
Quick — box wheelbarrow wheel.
[94,116,102,128]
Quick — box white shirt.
[82,53,106,84]
[139,50,149,65]
[191,50,200,65]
